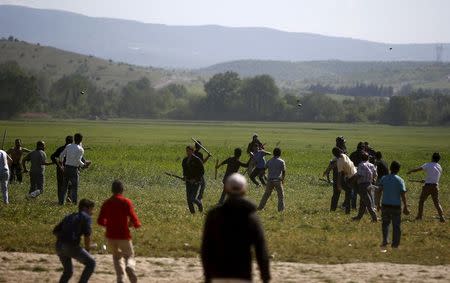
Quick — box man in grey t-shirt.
[257,147,286,212]
[22,141,52,197]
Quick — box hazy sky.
[1,0,450,44]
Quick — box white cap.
[225,173,248,195]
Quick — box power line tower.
[435,44,444,63]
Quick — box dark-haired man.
[353,152,378,222]
[194,140,211,203]
[333,147,357,214]
[216,148,249,205]
[98,180,141,283]
[59,133,91,205]
[51,136,74,202]
[7,139,30,183]
[22,140,52,197]
[53,199,96,283]
[182,145,204,213]
[258,148,286,212]
[408,152,445,222]
[377,161,410,248]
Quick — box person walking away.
[201,173,271,283]
[182,145,204,213]
[353,152,378,222]
[0,149,10,204]
[216,148,249,205]
[332,147,357,214]
[22,141,52,197]
[194,140,211,202]
[250,147,271,187]
[6,139,30,183]
[407,152,445,222]
[51,136,74,202]
[53,199,96,283]
[98,180,141,283]
[59,133,91,205]
[376,161,410,248]
[257,148,286,212]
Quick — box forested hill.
[0,39,196,90]
[199,60,450,88]
[1,5,450,68]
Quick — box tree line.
[308,82,394,97]
[1,62,449,125]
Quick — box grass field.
[0,120,448,265]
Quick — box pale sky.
[1,0,450,44]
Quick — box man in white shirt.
[257,148,286,212]
[59,133,91,205]
[0,149,11,204]
[407,152,445,222]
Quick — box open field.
[0,120,449,267]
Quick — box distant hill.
[0,39,197,90]
[1,5,450,69]
[198,60,450,89]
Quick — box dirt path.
[0,252,449,282]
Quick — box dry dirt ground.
[0,252,449,283]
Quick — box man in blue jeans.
[59,133,91,205]
[377,161,410,248]
[53,199,96,283]
[182,145,204,213]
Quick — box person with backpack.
[53,199,96,283]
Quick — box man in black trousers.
[201,173,271,283]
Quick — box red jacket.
[97,194,141,240]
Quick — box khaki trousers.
[108,239,137,283]
[258,180,285,212]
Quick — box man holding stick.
[182,145,204,214]
[407,152,445,222]
[216,148,249,205]
[193,139,211,202]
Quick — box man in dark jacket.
[201,173,271,283]
[182,145,204,213]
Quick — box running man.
[53,199,96,283]
[257,147,286,212]
[216,148,249,205]
[98,180,141,283]
[182,145,204,213]
[246,134,264,175]
[250,146,271,187]
[22,141,52,197]
[407,152,445,222]
[6,139,30,183]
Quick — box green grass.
[0,120,449,265]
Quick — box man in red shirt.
[98,180,141,283]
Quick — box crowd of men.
[0,132,446,283]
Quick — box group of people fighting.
[182,134,286,214]
[0,132,446,283]
[0,134,90,204]
[324,136,445,249]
